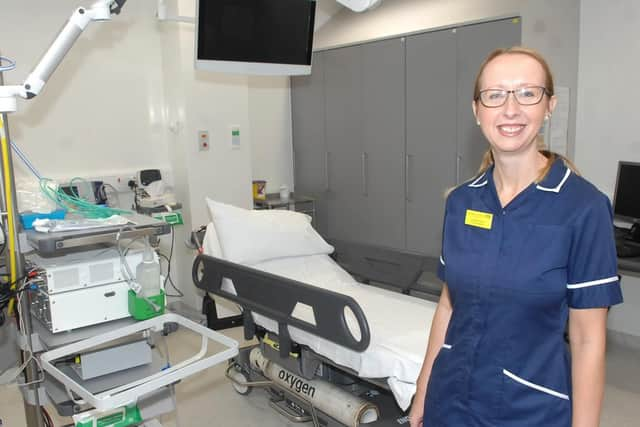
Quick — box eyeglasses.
[476,86,551,108]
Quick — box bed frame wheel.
[228,368,252,395]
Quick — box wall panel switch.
[230,126,240,149]
[198,130,210,151]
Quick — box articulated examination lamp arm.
[0,0,127,112]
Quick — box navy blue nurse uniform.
[423,158,623,427]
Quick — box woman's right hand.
[408,394,425,427]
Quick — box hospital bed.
[192,200,440,426]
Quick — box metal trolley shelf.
[40,313,238,413]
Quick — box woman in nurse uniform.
[409,47,623,427]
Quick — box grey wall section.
[293,19,519,255]
[574,0,640,197]
[609,274,640,338]
[456,19,522,183]
[292,53,329,235]
[573,0,640,339]
[521,0,581,160]
[313,0,581,162]
[324,46,367,243]
[405,29,458,256]
[361,38,406,250]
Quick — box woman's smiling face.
[473,53,556,156]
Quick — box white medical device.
[135,169,177,209]
[27,248,151,333]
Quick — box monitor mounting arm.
[0,0,127,113]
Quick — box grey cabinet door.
[291,52,328,235]
[324,45,366,242]
[406,29,458,256]
[456,18,522,183]
[361,38,406,250]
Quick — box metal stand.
[0,71,44,426]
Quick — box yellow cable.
[0,115,18,315]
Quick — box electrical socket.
[98,175,136,192]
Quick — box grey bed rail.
[328,239,436,292]
[192,254,371,357]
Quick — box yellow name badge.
[465,209,493,230]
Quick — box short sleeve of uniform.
[567,194,623,308]
[437,197,450,283]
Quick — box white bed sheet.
[235,254,437,410]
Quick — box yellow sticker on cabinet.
[465,209,493,230]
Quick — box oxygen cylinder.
[249,348,379,426]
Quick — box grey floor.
[1,326,639,426]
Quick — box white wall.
[315,0,345,30]
[575,0,640,198]
[158,13,253,308]
[1,0,169,181]
[0,0,265,311]
[245,0,345,195]
[248,76,294,195]
[314,0,523,50]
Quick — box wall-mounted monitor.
[613,161,640,224]
[195,0,316,76]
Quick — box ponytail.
[476,137,580,184]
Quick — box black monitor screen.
[197,0,315,66]
[613,161,640,222]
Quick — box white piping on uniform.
[468,173,488,188]
[567,275,618,289]
[439,255,445,266]
[535,168,571,193]
[442,344,452,349]
[502,369,569,400]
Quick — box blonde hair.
[473,46,579,183]
[473,46,555,102]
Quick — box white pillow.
[205,198,333,265]
[202,223,223,257]
[202,222,237,296]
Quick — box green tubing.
[39,177,131,218]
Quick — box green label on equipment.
[75,405,142,427]
[97,413,124,426]
[153,211,183,225]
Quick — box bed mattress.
[236,254,436,410]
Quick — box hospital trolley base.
[228,343,411,426]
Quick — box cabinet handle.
[292,149,296,182]
[406,154,412,202]
[362,152,368,196]
[325,152,330,192]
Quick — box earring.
[476,120,481,126]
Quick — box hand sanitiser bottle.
[136,240,161,297]
[128,238,165,320]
